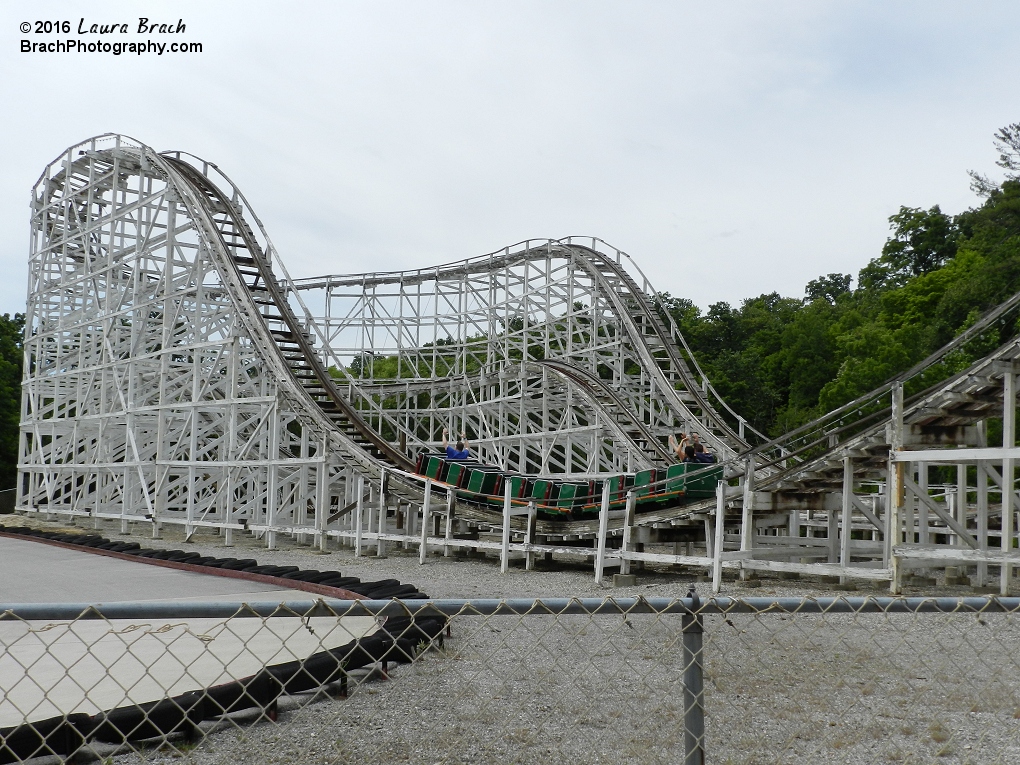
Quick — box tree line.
[657,123,1020,438]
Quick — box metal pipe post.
[682,587,706,765]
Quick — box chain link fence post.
[682,587,705,765]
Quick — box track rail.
[298,240,753,463]
[162,156,415,474]
[537,359,674,467]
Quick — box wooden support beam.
[894,447,1020,463]
[620,491,636,576]
[840,456,853,578]
[740,459,755,580]
[419,479,431,565]
[712,480,726,594]
[849,493,883,531]
[354,474,365,557]
[889,382,904,594]
[594,481,611,584]
[377,468,387,557]
[443,486,455,558]
[902,475,978,549]
[523,502,537,570]
[977,419,989,586]
[1002,371,1015,595]
[500,481,512,574]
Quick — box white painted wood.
[956,463,967,551]
[1003,372,1016,595]
[740,459,755,558]
[890,382,904,594]
[739,560,893,580]
[377,469,387,557]
[354,474,365,557]
[847,493,882,531]
[265,403,280,551]
[444,485,455,558]
[840,456,853,577]
[620,491,636,575]
[594,480,611,584]
[977,465,989,585]
[894,447,1020,463]
[314,438,327,552]
[500,481,512,574]
[894,545,1020,564]
[902,475,978,549]
[712,480,725,594]
[747,536,883,552]
[917,463,929,546]
[419,479,431,565]
[524,501,537,570]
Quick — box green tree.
[858,205,959,290]
[804,273,851,304]
[0,313,25,495]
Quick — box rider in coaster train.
[442,428,471,460]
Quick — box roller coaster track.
[296,238,755,471]
[537,359,674,468]
[20,134,1020,552]
[160,160,407,471]
[555,242,749,457]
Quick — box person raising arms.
[442,428,471,460]
[668,432,689,461]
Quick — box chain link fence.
[3,596,1020,765]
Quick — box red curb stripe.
[0,529,366,601]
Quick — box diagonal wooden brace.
[902,475,978,549]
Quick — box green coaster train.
[413,452,724,520]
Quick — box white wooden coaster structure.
[17,134,1020,591]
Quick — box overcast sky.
[2,1,1018,317]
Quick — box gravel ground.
[4,515,1020,765]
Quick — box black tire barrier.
[70,535,104,546]
[346,634,419,666]
[0,713,89,764]
[277,649,348,694]
[116,542,142,552]
[351,578,401,591]
[202,671,280,717]
[247,565,300,577]
[198,557,236,568]
[167,552,202,563]
[217,558,260,570]
[359,584,424,599]
[304,571,354,584]
[279,570,323,581]
[380,615,448,648]
[90,690,206,744]
[316,576,363,589]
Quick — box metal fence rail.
[3,596,1020,764]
